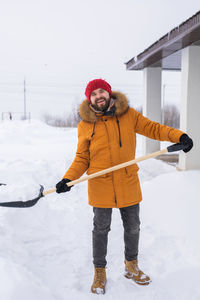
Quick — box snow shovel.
[0,143,188,208]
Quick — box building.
[125,11,200,170]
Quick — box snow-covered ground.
[0,120,199,300]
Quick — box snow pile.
[0,120,200,300]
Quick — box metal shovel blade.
[0,185,44,208]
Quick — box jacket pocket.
[124,164,139,177]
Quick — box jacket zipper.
[91,122,96,138]
[103,120,117,207]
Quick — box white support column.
[143,67,162,154]
[179,46,200,170]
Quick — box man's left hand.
[179,134,193,153]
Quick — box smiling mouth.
[97,99,105,104]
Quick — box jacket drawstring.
[91,118,122,147]
[116,116,122,147]
[91,122,96,138]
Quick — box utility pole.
[162,84,166,124]
[24,78,26,120]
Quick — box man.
[56,79,193,294]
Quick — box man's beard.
[91,97,110,112]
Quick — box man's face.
[90,88,110,111]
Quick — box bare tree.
[43,103,81,128]
[163,104,180,128]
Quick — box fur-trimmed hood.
[79,91,129,123]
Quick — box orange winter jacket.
[63,91,184,208]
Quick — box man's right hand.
[56,178,73,193]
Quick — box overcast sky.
[0,0,200,118]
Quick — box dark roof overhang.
[125,11,200,71]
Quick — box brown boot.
[91,267,106,294]
[124,259,151,285]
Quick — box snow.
[0,120,200,300]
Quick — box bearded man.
[56,79,193,294]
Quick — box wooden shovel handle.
[43,148,168,196]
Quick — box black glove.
[179,134,193,153]
[56,178,73,193]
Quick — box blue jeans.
[92,204,140,268]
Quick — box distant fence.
[1,112,31,121]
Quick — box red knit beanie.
[85,79,112,102]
